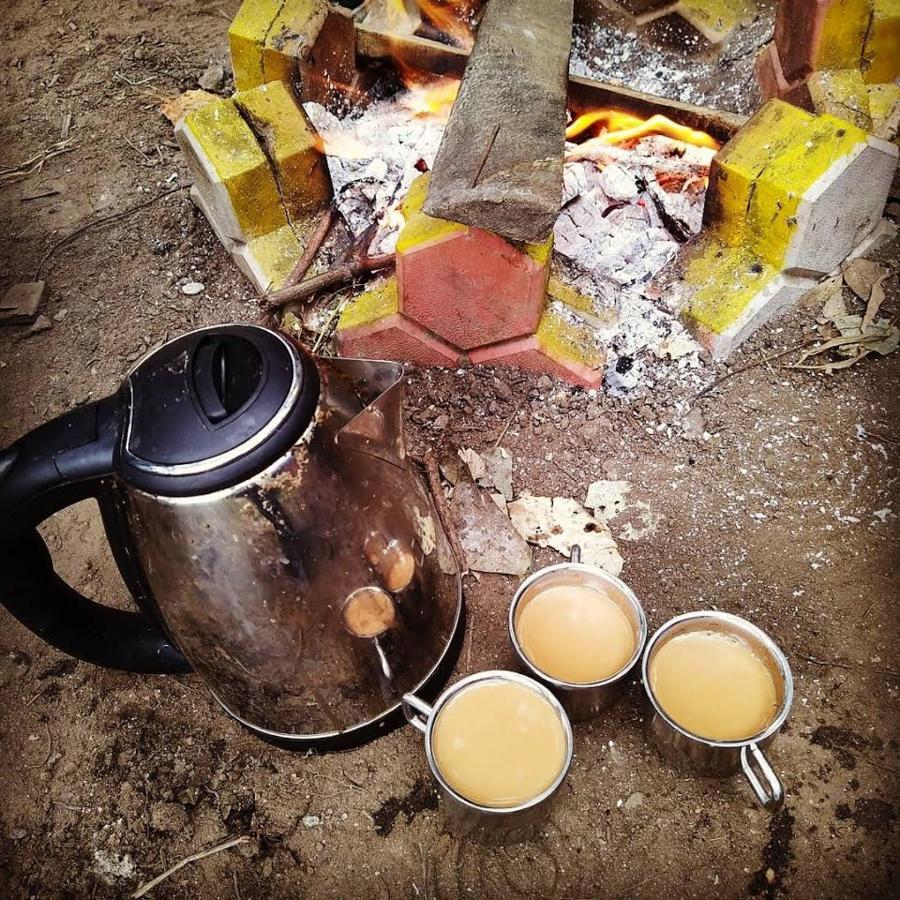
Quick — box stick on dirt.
[279,205,338,290]
[422,0,574,243]
[419,450,468,576]
[130,836,251,898]
[264,253,394,311]
[35,185,188,279]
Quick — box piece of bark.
[423,0,574,243]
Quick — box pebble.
[623,791,645,810]
[25,314,52,336]
[53,308,69,322]
[198,62,226,92]
[181,281,205,295]
[302,814,322,828]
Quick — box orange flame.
[383,0,475,50]
[566,109,720,151]
[396,69,459,121]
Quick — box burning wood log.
[423,0,574,243]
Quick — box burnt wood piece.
[354,27,744,144]
[422,0,574,243]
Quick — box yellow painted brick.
[338,279,399,331]
[536,307,605,369]
[705,101,867,267]
[234,80,331,220]
[679,239,777,334]
[546,277,594,313]
[229,0,328,91]
[245,224,305,291]
[675,0,750,44]
[816,0,873,70]
[807,69,872,131]
[863,0,900,83]
[397,174,468,254]
[183,98,286,239]
[868,82,900,135]
[229,0,284,91]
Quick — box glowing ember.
[566,109,720,152]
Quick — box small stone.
[302,814,322,828]
[433,413,449,430]
[198,62,225,92]
[26,314,53,336]
[623,791,644,810]
[765,868,776,885]
[9,828,26,840]
[53,308,69,322]
[181,281,205,295]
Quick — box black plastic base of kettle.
[225,596,467,753]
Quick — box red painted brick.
[397,227,549,351]
[470,336,603,389]
[756,42,794,101]
[773,0,832,83]
[336,312,462,368]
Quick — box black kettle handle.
[0,395,190,674]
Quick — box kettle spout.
[326,358,406,465]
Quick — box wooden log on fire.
[422,0,574,244]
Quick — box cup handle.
[740,742,784,811]
[570,544,582,564]
[401,693,433,734]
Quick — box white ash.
[555,136,711,393]
[303,98,445,253]
[568,6,772,117]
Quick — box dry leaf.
[508,495,623,574]
[807,275,844,315]
[841,258,888,302]
[457,447,486,481]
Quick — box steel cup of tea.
[402,671,574,843]
[642,611,793,811]
[508,546,648,720]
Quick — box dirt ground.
[1,1,898,898]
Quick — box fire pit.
[172,0,896,389]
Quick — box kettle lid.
[119,324,319,496]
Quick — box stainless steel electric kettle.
[0,324,463,749]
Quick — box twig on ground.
[311,300,346,353]
[130,836,251,899]
[232,870,241,900]
[34,185,188,278]
[124,137,154,164]
[416,450,468,576]
[0,140,77,186]
[281,205,337,290]
[263,253,395,311]
[492,401,523,450]
[694,340,818,402]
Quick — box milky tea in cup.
[430,677,569,808]
[513,580,639,684]
[648,627,778,741]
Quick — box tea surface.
[431,680,567,808]
[649,629,778,741]
[516,583,636,683]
